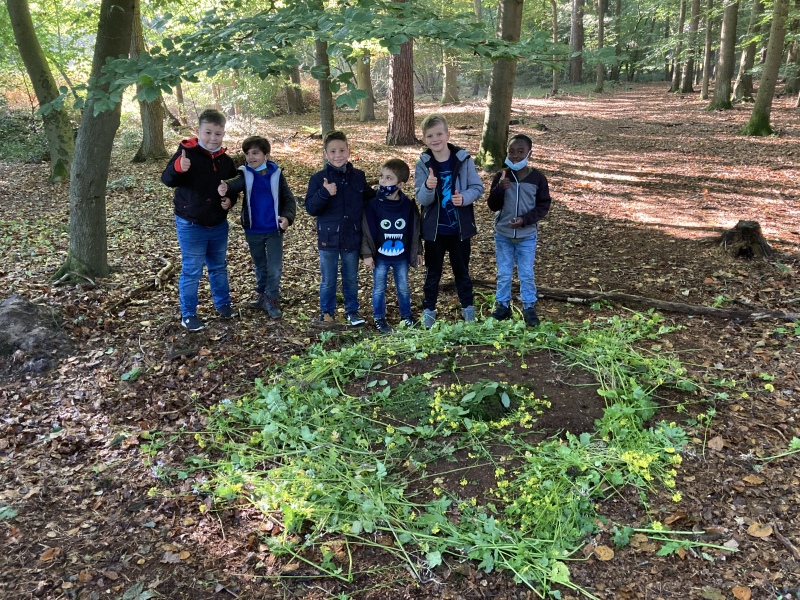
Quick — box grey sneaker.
[346,312,366,326]
[491,303,511,321]
[264,297,282,319]
[374,318,392,334]
[462,305,476,322]
[181,315,205,331]
[216,304,233,319]
[523,306,540,327]
[422,308,437,329]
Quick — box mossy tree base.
[739,115,774,136]
[51,252,104,284]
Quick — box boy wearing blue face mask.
[361,159,423,333]
[487,134,551,327]
[218,136,296,319]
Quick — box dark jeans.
[319,248,360,315]
[245,230,283,299]
[423,235,473,311]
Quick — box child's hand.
[363,257,375,269]
[508,217,524,229]
[221,197,232,210]
[179,149,191,172]
[322,177,337,196]
[417,254,424,268]
[452,190,463,206]
[425,168,438,190]
[499,170,512,190]
[278,216,289,231]
[218,180,228,196]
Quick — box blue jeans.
[372,259,412,320]
[319,249,359,315]
[494,231,538,308]
[175,216,231,317]
[245,230,283,299]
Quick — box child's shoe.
[216,304,233,319]
[422,308,437,329]
[346,312,366,326]
[181,315,205,332]
[491,303,511,321]
[250,292,266,309]
[462,305,476,323]
[374,318,392,334]
[400,316,415,328]
[523,306,540,327]
[264,298,282,319]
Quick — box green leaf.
[0,506,18,520]
[121,366,142,382]
[426,550,442,568]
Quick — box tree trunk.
[7,0,74,183]
[784,3,800,94]
[356,52,375,121]
[285,65,305,115]
[130,0,168,163]
[475,0,524,171]
[386,33,416,145]
[681,0,701,92]
[669,0,686,92]
[708,0,739,110]
[741,0,789,135]
[54,0,135,281]
[664,17,672,81]
[174,82,188,124]
[472,0,486,95]
[733,0,764,100]
[550,0,560,93]
[315,38,335,136]
[611,0,622,80]
[570,0,585,83]
[700,0,714,98]
[442,47,460,104]
[594,0,605,93]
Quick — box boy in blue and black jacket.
[305,130,376,325]
[361,159,423,333]
[218,135,296,319]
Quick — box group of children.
[161,108,551,333]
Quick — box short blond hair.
[421,114,448,135]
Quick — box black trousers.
[423,234,473,310]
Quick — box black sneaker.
[264,298,282,319]
[523,306,540,327]
[250,293,266,310]
[374,318,392,334]
[181,315,205,331]
[346,313,366,326]
[216,304,233,319]
[400,316,415,328]
[491,303,512,321]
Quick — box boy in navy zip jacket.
[414,114,484,328]
[218,136,296,319]
[486,134,551,327]
[305,130,376,325]
[161,108,238,332]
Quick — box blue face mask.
[380,184,398,195]
[504,157,529,171]
[197,140,221,153]
[253,162,268,172]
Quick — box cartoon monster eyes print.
[378,216,406,257]
[395,218,406,229]
[381,219,392,230]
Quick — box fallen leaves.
[746,523,773,538]
[38,546,61,561]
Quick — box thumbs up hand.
[179,149,191,172]
[425,167,438,190]
[218,180,228,196]
[499,169,512,190]
[322,177,337,196]
[452,189,463,206]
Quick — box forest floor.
[1,82,800,600]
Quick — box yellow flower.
[460,478,468,486]
[672,492,682,502]
[651,520,664,531]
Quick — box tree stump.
[719,220,773,259]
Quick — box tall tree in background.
[741,0,789,134]
[54,0,135,280]
[669,0,686,92]
[781,0,799,95]
[680,0,701,92]
[130,0,168,163]
[315,37,335,135]
[611,0,622,80]
[700,0,715,98]
[356,51,375,121]
[285,65,305,115]
[707,0,739,109]
[570,0,584,82]
[475,0,524,171]
[550,0,560,92]
[442,47,460,104]
[472,0,486,95]
[594,0,606,93]
[733,0,764,100]
[6,0,74,182]
[386,0,415,145]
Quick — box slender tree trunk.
[130,0,168,163]
[7,0,74,183]
[174,82,187,124]
[285,65,305,115]
[681,0,701,92]
[664,17,672,81]
[570,0,585,83]
[386,8,416,146]
[54,0,135,280]
[472,0,486,95]
[611,0,622,80]
[315,38,335,136]
[708,0,739,109]
[733,0,764,100]
[442,47,460,104]
[741,0,789,135]
[784,2,800,94]
[356,52,375,121]
[475,0,524,171]
[595,0,606,92]
[701,0,715,98]
[550,0,560,93]
[669,0,686,92]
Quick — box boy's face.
[423,124,449,154]
[245,147,269,169]
[323,140,350,168]
[197,121,225,149]
[379,168,403,189]
[507,139,532,163]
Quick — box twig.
[771,523,800,560]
